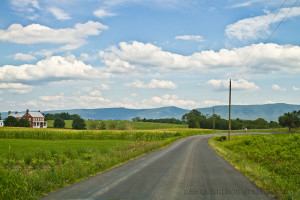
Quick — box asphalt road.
[40,133,275,200]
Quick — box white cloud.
[89,90,102,96]
[175,35,204,42]
[0,83,32,94]
[292,86,300,91]
[125,79,177,89]
[143,94,196,108]
[39,95,65,101]
[0,21,108,49]
[48,7,71,20]
[98,84,110,90]
[206,79,260,91]
[100,41,300,75]
[272,84,286,91]
[0,55,110,83]
[13,53,36,61]
[75,96,110,103]
[226,7,300,41]
[203,100,226,107]
[10,0,40,12]
[94,9,117,18]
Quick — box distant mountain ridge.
[1,103,300,122]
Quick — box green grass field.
[47,120,188,130]
[209,133,300,200]
[0,126,212,200]
[0,138,173,200]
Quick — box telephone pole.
[228,79,231,141]
[213,108,215,133]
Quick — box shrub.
[54,118,65,128]
[72,116,86,130]
[4,116,18,127]
[216,136,227,142]
[17,118,30,127]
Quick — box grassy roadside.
[209,133,300,200]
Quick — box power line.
[265,0,300,43]
[244,0,299,70]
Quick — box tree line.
[44,112,80,120]
[132,117,184,124]
[182,109,300,132]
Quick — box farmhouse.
[8,109,47,128]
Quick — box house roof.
[28,112,44,118]
[9,113,24,118]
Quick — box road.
[40,133,274,200]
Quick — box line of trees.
[181,109,281,130]
[44,112,80,120]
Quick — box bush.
[216,136,227,142]
[4,116,18,127]
[72,116,86,130]
[17,118,30,127]
[54,118,65,128]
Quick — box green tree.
[4,116,18,127]
[269,121,280,128]
[54,118,65,128]
[72,116,86,130]
[182,109,202,128]
[278,110,300,133]
[132,117,141,121]
[253,118,269,129]
[17,118,30,127]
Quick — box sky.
[0,0,300,112]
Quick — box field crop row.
[0,127,213,141]
[209,133,300,200]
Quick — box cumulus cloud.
[226,7,300,41]
[272,84,286,91]
[100,41,300,75]
[13,53,36,61]
[0,83,32,94]
[94,9,117,18]
[175,35,204,42]
[143,94,196,108]
[0,55,110,83]
[203,100,226,107]
[125,79,177,89]
[206,79,259,91]
[48,7,71,20]
[292,86,300,91]
[0,21,108,49]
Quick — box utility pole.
[228,79,231,141]
[213,108,215,133]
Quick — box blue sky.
[0,0,300,112]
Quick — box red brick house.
[8,109,47,128]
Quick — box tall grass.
[209,134,300,200]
